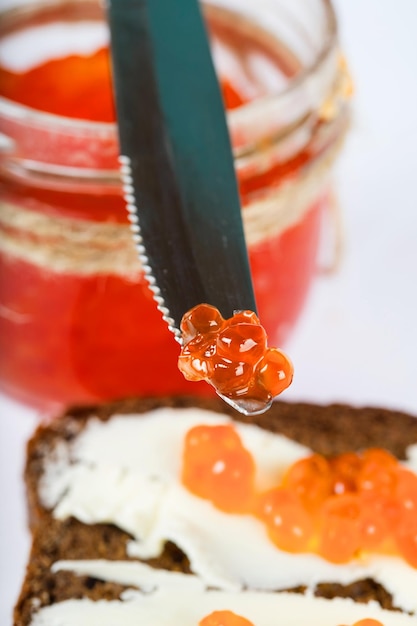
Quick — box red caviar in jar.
[182,424,255,513]
[221,80,248,110]
[199,611,254,626]
[178,304,293,415]
[0,0,349,410]
[0,48,115,122]
[0,50,244,123]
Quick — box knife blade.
[106,0,257,341]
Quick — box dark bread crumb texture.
[15,397,417,625]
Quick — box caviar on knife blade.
[178,304,293,415]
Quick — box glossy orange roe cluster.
[199,612,383,626]
[182,424,255,513]
[182,424,417,567]
[178,304,293,413]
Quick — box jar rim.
[0,0,338,133]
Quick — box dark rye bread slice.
[15,397,417,625]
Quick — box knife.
[106,0,257,342]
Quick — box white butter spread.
[39,407,417,613]
[405,443,417,474]
[30,561,416,625]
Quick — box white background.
[1,0,417,623]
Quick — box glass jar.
[0,0,350,410]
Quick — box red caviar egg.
[178,325,218,381]
[185,333,218,358]
[330,452,363,495]
[178,340,216,381]
[210,358,254,395]
[318,494,362,563]
[182,424,255,513]
[357,493,391,550]
[357,449,398,497]
[199,610,254,626]
[394,515,417,568]
[256,348,294,397]
[180,303,224,343]
[217,324,267,364]
[395,467,417,519]
[282,454,332,511]
[255,488,314,552]
[352,621,384,626]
